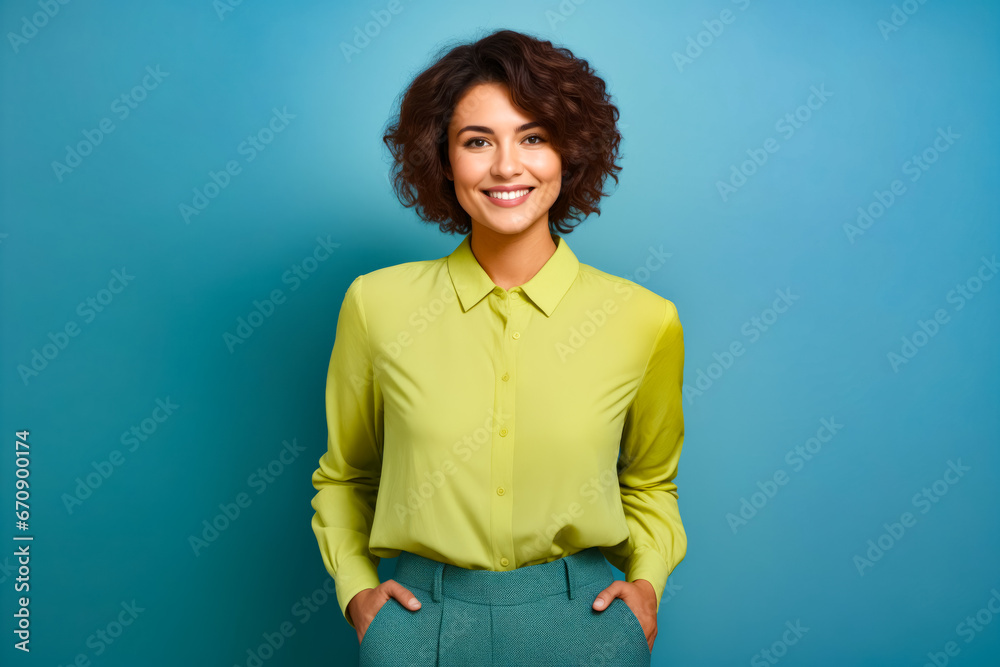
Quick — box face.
[445,82,562,237]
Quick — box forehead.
[449,82,533,127]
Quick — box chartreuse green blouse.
[310,232,686,629]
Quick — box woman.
[310,28,686,666]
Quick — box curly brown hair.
[381,28,623,236]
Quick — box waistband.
[393,547,611,606]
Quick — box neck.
[468,221,558,291]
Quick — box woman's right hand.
[349,580,422,645]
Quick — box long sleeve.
[599,298,687,610]
[310,275,384,629]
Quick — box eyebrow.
[457,121,542,136]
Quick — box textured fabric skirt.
[358,546,652,667]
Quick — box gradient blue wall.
[1,0,998,665]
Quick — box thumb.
[388,581,421,610]
[592,582,623,610]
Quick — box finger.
[592,580,626,609]
[387,580,421,609]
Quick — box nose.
[491,139,523,179]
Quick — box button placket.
[501,288,528,569]
[490,285,516,570]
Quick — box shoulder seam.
[633,297,672,402]
[353,275,375,374]
[352,274,382,462]
[577,263,635,286]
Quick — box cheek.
[453,185,478,213]
[448,162,483,211]
[451,155,489,187]
[536,163,562,193]
[529,152,562,185]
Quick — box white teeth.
[486,189,530,200]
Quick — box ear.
[444,163,453,181]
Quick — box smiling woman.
[381,29,623,238]
[310,28,686,667]
[444,82,564,241]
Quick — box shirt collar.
[446,232,580,317]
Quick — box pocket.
[609,598,650,655]
[359,598,397,649]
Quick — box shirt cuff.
[334,554,382,630]
[625,548,671,610]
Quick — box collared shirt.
[310,232,686,629]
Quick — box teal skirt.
[359,546,652,666]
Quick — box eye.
[461,134,548,149]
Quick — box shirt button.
[499,427,508,437]
[501,373,509,382]
[497,487,505,496]
[512,332,520,340]
[500,557,509,567]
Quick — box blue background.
[2,0,998,665]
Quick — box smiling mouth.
[482,187,535,201]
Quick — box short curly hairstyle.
[382,28,623,236]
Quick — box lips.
[481,186,534,207]
[482,187,534,200]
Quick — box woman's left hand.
[591,578,657,653]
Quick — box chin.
[477,216,542,235]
